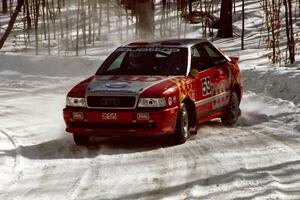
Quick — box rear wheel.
[221,91,240,126]
[173,103,190,144]
[73,134,90,145]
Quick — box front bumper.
[63,107,179,136]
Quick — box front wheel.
[221,91,240,126]
[73,134,90,145]
[173,103,190,144]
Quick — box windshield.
[96,47,188,76]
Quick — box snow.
[1,0,300,199]
[0,50,300,200]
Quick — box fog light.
[136,113,150,121]
[72,112,84,121]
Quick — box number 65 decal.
[202,77,211,96]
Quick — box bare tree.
[136,0,155,39]
[24,0,31,30]
[76,0,80,56]
[284,0,295,63]
[217,0,233,38]
[34,0,40,55]
[241,0,245,49]
[2,0,8,13]
[0,0,24,49]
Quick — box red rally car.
[63,39,243,145]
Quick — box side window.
[203,45,219,58]
[191,45,209,71]
[202,43,226,65]
[191,47,200,58]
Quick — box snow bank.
[242,66,300,104]
[0,54,101,77]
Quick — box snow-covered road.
[0,63,300,199]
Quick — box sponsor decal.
[136,113,150,121]
[229,62,240,84]
[105,82,129,89]
[211,81,230,109]
[102,113,117,120]
[170,78,193,102]
[201,77,211,96]
[116,47,180,54]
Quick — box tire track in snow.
[254,125,300,156]
[161,127,300,199]
[189,160,300,199]
[0,128,20,170]
[0,128,23,195]
[65,153,103,200]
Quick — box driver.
[128,51,145,71]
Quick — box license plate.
[102,113,117,120]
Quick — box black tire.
[221,91,240,126]
[173,103,190,144]
[73,134,90,145]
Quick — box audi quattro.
[63,39,243,145]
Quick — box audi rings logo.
[100,98,120,107]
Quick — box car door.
[201,42,231,112]
[189,45,214,120]
[190,43,231,121]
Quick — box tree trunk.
[98,0,102,38]
[106,0,110,32]
[241,0,244,50]
[58,0,64,39]
[88,0,91,44]
[136,0,155,39]
[0,0,24,49]
[46,0,50,55]
[233,0,236,13]
[2,0,8,13]
[284,0,291,62]
[271,0,276,63]
[42,0,46,40]
[75,0,80,56]
[188,0,192,18]
[24,0,31,30]
[81,0,86,54]
[9,0,12,15]
[34,0,40,55]
[51,0,56,39]
[217,0,233,38]
[288,0,295,63]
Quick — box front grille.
[87,96,136,108]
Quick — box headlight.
[138,97,166,108]
[66,97,86,107]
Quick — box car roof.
[123,38,208,48]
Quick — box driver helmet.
[128,51,144,69]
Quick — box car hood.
[86,75,176,96]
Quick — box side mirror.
[230,56,239,63]
[190,68,199,78]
